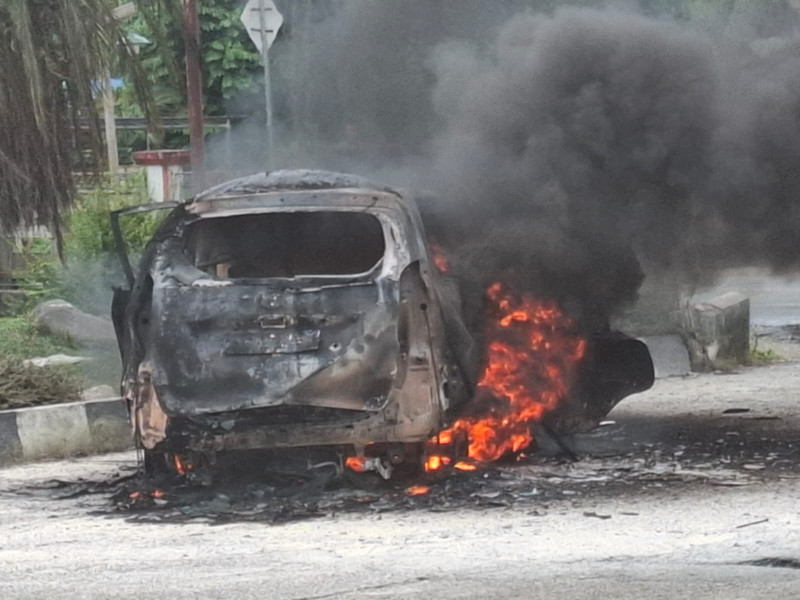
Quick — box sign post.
[241,0,283,167]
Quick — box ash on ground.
[16,396,797,526]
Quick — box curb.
[0,397,133,465]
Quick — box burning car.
[111,170,654,478]
[111,171,477,476]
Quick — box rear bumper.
[180,408,440,453]
[133,365,444,453]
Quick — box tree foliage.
[200,0,262,112]
[128,0,261,117]
[0,0,157,248]
[1,0,107,243]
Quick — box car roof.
[185,169,420,220]
[191,169,396,203]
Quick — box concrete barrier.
[0,397,132,465]
[686,292,750,370]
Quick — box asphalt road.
[2,362,800,599]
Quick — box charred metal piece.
[545,334,655,433]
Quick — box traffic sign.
[240,0,283,53]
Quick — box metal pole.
[183,0,205,192]
[225,118,233,174]
[102,68,119,174]
[258,0,275,168]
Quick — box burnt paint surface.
[149,281,401,416]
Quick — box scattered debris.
[739,557,800,569]
[0,356,83,410]
[8,443,775,525]
[22,354,87,368]
[736,518,769,529]
[583,511,612,520]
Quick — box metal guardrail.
[76,116,245,131]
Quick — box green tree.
[200,0,262,114]
[127,0,261,118]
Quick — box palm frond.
[0,0,165,252]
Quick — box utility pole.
[183,0,205,191]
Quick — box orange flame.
[407,485,431,496]
[345,456,367,472]
[174,454,187,476]
[424,455,451,472]
[454,461,478,472]
[436,430,453,445]
[429,241,450,273]
[430,283,585,466]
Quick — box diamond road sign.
[240,0,283,54]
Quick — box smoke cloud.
[424,9,717,328]
[218,0,800,330]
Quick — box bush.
[69,172,160,260]
[11,238,62,308]
[13,172,166,316]
[747,336,783,366]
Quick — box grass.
[747,346,783,366]
[746,335,783,367]
[0,316,76,359]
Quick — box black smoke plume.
[250,1,800,329]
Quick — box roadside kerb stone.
[0,397,132,465]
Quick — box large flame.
[432,282,586,464]
[344,282,586,477]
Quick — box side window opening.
[183,212,385,278]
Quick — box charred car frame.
[111,171,478,475]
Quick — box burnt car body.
[111,170,654,474]
[111,171,478,471]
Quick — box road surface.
[2,361,799,599]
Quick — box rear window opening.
[184,212,385,278]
